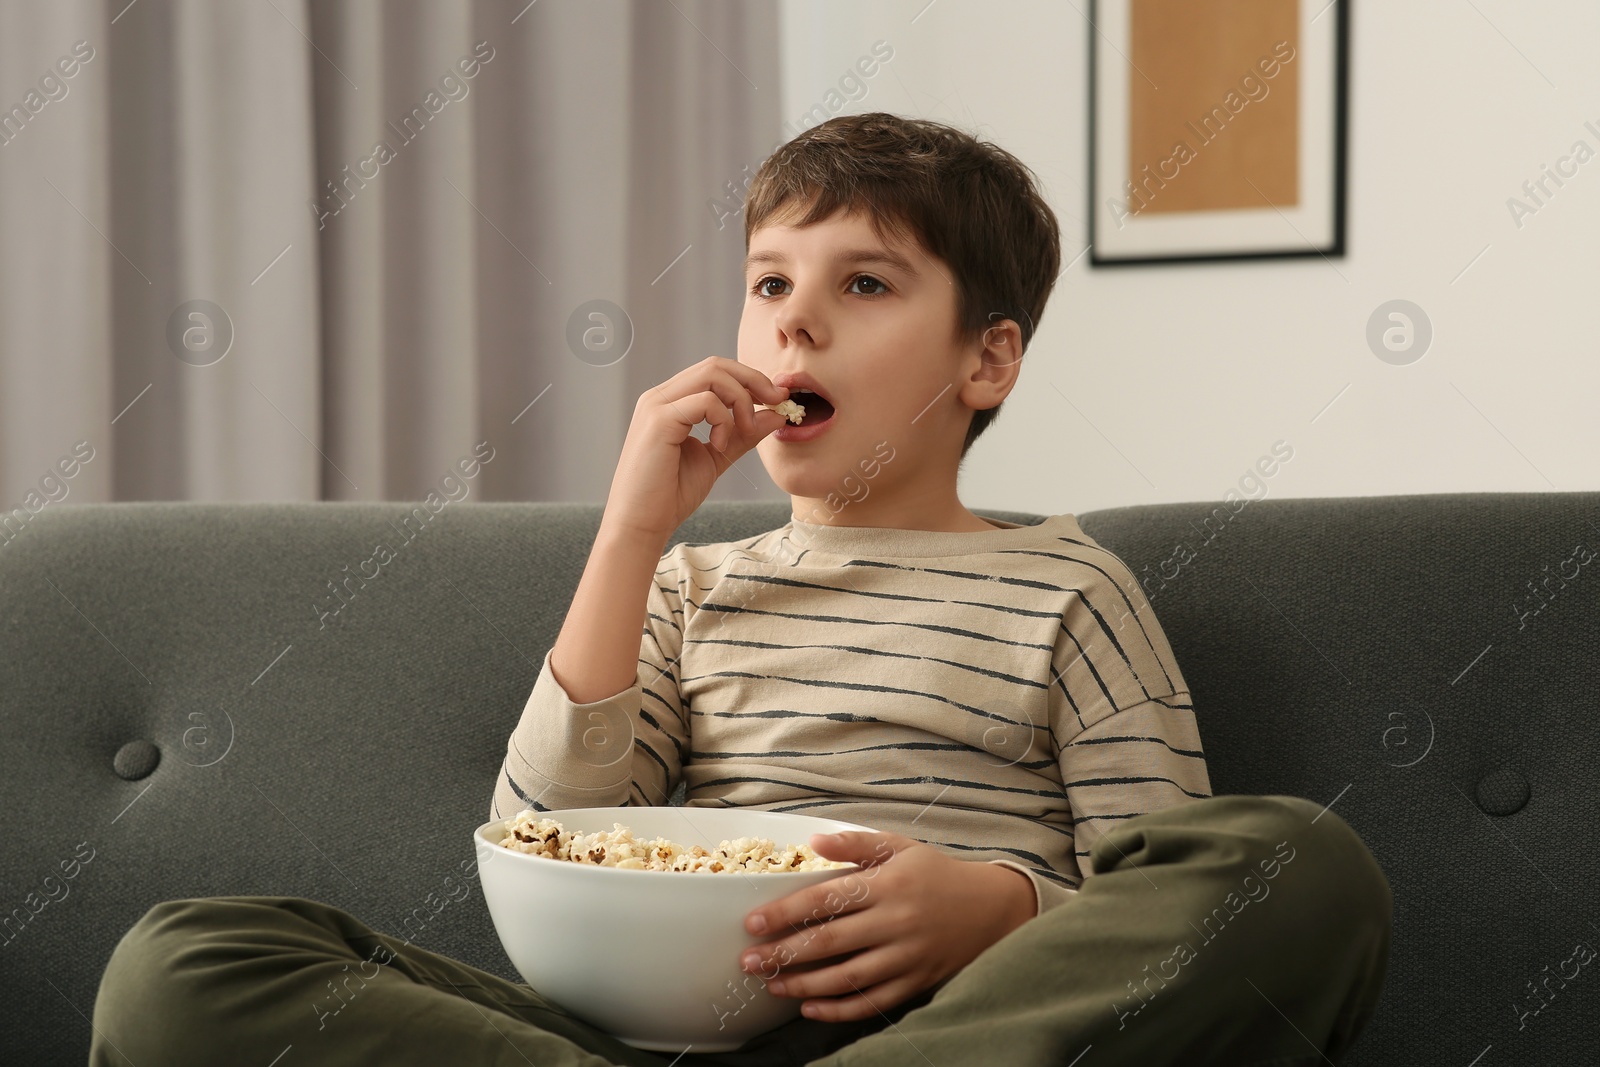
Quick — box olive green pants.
[89,795,1391,1066]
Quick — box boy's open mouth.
[786,389,835,425]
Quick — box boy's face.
[739,205,1003,513]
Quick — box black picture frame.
[1088,0,1350,267]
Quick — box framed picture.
[1088,0,1350,266]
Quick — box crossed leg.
[803,794,1393,1067]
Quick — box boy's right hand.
[602,356,791,545]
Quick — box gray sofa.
[3,495,1596,1064]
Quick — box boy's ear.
[959,317,1025,411]
[979,317,1026,370]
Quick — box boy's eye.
[849,274,888,296]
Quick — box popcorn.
[496,812,852,873]
[767,398,807,425]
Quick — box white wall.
[776,0,1599,517]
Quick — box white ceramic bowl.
[473,805,875,1052]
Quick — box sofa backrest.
[1,495,1594,1063]
[1075,490,1600,1063]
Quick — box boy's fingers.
[698,398,732,454]
[742,909,879,982]
[744,871,872,946]
[766,942,906,1003]
[800,972,923,1023]
[698,366,780,433]
[752,406,785,439]
[713,408,783,472]
[707,356,787,404]
[811,830,916,866]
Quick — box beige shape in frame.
[1127,0,1300,216]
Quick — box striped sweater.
[491,512,1213,916]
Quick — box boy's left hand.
[738,829,1037,1022]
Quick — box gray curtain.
[0,0,781,507]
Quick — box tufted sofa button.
[1474,765,1530,816]
[114,739,161,781]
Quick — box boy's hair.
[744,112,1062,460]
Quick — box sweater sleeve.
[988,693,1211,918]
[490,550,690,822]
[1059,692,1212,885]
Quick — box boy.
[90,113,1390,1067]
[489,113,1390,1063]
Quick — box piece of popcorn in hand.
[767,398,806,424]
